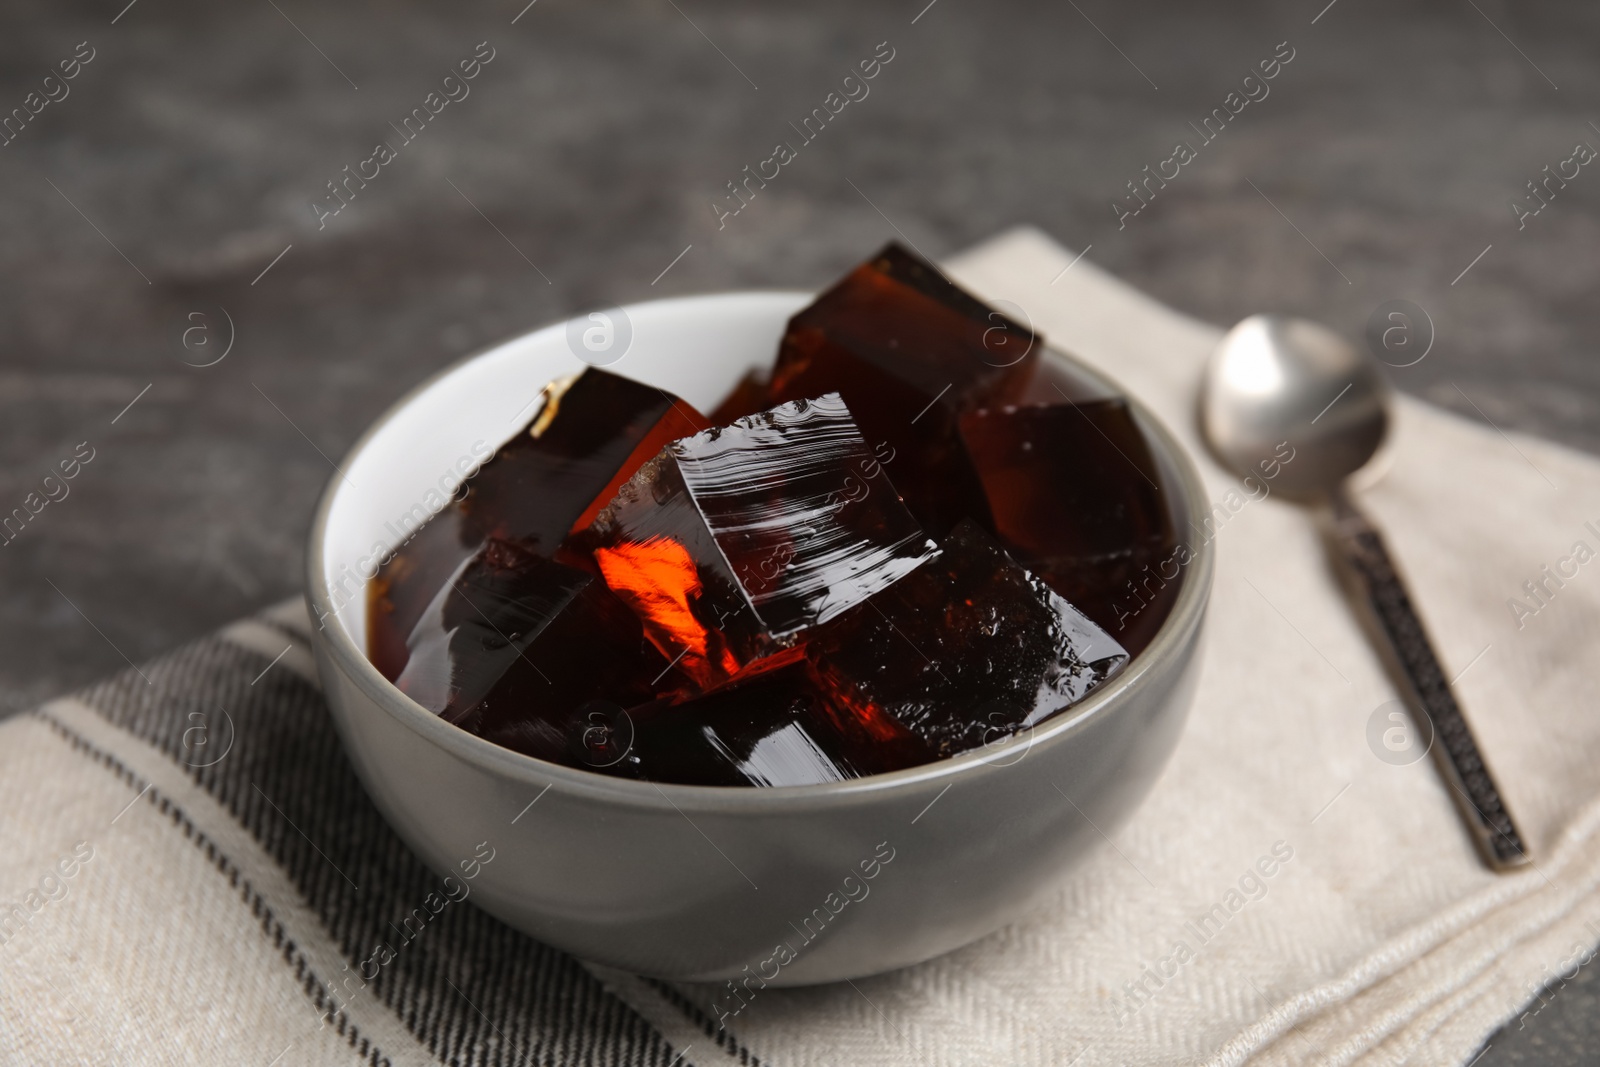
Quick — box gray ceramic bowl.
[307,291,1211,986]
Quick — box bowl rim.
[306,289,1214,813]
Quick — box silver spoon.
[1201,314,1528,872]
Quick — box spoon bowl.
[1201,314,1389,497]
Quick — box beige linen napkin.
[4,227,1598,1066]
[601,228,1600,1066]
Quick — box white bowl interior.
[320,291,811,650]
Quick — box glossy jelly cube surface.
[368,368,707,681]
[805,520,1129,758]
[769,243,1040,535]
[396,537,668,763]
[959,397,1178,655]
[584,393,937,690]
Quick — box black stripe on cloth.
[75,627,686,1067]
[34,709,393,1067]
[641,979,764,1067]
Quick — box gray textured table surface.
[3,0,1597,1061]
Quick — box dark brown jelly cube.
[1022,549,1180,664]
[584,393,937,691]
[768,243,1039,535]
[805,520,1128,759]
[603,653,930,786]
[395,537,669,762]
[463,367,711,549]
[958,398,1178,655]
[367,515,476,683]
[367,368,707,682]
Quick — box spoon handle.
[1329,491,1529,871]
